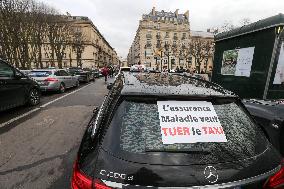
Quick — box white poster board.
[235,47,255,77]
[273,42,284,84]
[221,47,255,77]
[157,101,227,144]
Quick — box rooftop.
[215,13,284,41]
[142,7,189,24]
[190,31,214,38]
[119,72,236,97]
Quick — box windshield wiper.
[145,148,210,154]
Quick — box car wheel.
[76,80,80,87]
[59,83,65,93]
[28,88,40,106]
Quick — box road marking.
[0,83,93,128]
[0,108,40,128]
[40,83,92,108]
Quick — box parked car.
[68,68,92,83]
[92,69,100,78]
[20,69,32,76]
[71,72,283,189]
[130,65,145,72]
[83,68,96,81]
[0,59,41,111]
[29,69,79,93]
[243,99,284,156]
[98,68,104,77]
[119,66,130,73]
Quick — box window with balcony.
[165,32,169,38]
[187,57,192,65]
[156,40,161,48]
[173,33,178,40]
[145,41,152,48]
[172,41,177,48]
[156,32,161,39]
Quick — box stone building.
[41,16,119,69]
[127,7,214,73]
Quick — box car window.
[61,70,69,76]
[54,71,61,76]
[103,98,268,164]
[0,61,14,78]
[29,71,52,77]
[120,68,130,72]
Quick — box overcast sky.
[41,0,284,58]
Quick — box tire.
[59,83,65,93]
[28,88,40,106]
[76,80,80,88]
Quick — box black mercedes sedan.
[243,99,284,156]
[0,59,41,112]
[71,72,283,189]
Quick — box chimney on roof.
[152,7,156,16]
[184,10,189,20]
[175,9,179,17]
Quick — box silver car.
[29,69,79,93]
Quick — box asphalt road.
[0,78,109,189]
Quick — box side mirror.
[107,83,113,90]
[93,106,99,115]
[15,71,23,79]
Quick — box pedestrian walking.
[101,66,109,82]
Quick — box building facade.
[41,16,119,69]
[127,7,214,73]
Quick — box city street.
[1,0,284,188]
[0,78,109,189]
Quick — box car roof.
[32,69,65,72]
[117,72,236,97]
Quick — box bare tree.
[209,17,252,35]
[187,38,214,73]
[220,20,235,33]
[203,40,215,73]
[0,0,60,69]
[72,27,86,68]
